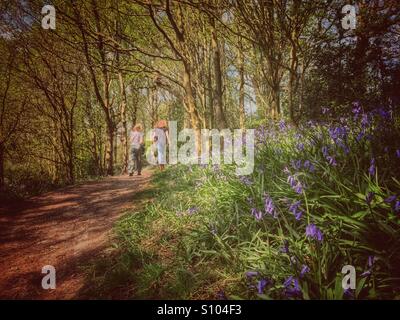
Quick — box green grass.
[86,112,400,300]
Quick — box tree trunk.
[211,20,227,129]
[237,43,246,129]
[182,64,202,154]
[118,72,129,174]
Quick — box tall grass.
[102,105,400,299]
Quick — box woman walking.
[129,123,144,176]
[152,120,169,171]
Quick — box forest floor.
[0,170,153,299]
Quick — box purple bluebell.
[257,279,268,294]
[384,195,396,203]
[395,201,400,213]
[368,256,375,268]
[326,156,337,166]
[303,160,315,172]
[289,200,303,220]
[264,194,276,218]
[287,175,297,188]
[344,288,354,299]
[280,240,289,254]
[245,271,259,278]
[322,146,329,158]
[306,224,323,242]
[360,270,371,278]
[322,107,329,114]
[396,149,400,158]
[296,143,305,152]
[291,160,302,170]
[294,182,303,194]
[300,265,310,278]
[361,114,370,127]
[251,208,263,221]
[369,158,376,176]
[239,175,253,186]
[279,120,286,131]
[283,276,301,297]
[366,192,374,205]
[216,290,226,300]
[356,131,365,142]
[187,207,199,215]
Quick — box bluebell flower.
[326,156,336,166]
[291,160,302,170]
[369,158,376,176]
[395,201,400,213]
[187,206,199,215]
[294,182,303,194]
[356,131,365,142]
[366,192,374,205]
[279,120,286,131]
[368,255,375,268]
[287,175,297,188]
[360,270,371,278]
[289,200,303,220]
[264,193,277,218]
[283,276,301,297]
[239,175,253,186]
[361,114,370,127]
[296,143,304,151]
[216,290,226,300]
[344,288,354,299]
[322,146,329,158]
[257,279,268,294]
[280,240,289,254]
[396,149,400,158]
[384,195,396,203]
[245,271,259,278]
[300,265,310,278]
[251,208,263,221]
[303,160,315,172]
[306,224,323,242]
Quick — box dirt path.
[0,171,152,299]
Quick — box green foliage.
[99,111,400,299]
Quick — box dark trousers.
[131,147,142,174]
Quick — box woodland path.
[0,171,152,299]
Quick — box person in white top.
[152,120,169,171]
[129,123,144,176]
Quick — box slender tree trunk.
[237,43,246,129]
[211,19,227,129]
[118,72,129,174]
[182,64,201,154]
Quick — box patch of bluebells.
[284,167,304,194]
[305,224,323,242]
[283,276,301,298]
[289,200,303,220]
[369,158,376,176]
[264,193,277,218]
[239,175,253,186]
